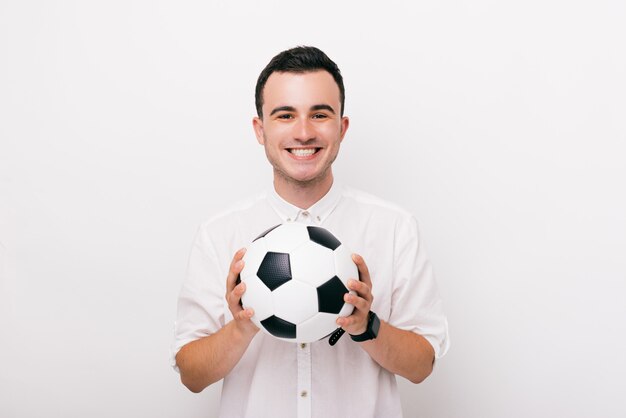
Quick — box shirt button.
[300,390,308,397]
[302,211,309,217]
[287,218,292,222]
[300,343,306,349]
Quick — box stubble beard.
[273,165,332,189]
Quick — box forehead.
[262,70,341,110]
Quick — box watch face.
[370,312,380,338]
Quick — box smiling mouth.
[286,147,321,157]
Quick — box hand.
[225,248,259,337]
[336,253,373,336]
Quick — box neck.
[273,171,334,209]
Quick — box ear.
[252,117,265,145]
[339,116,350,142]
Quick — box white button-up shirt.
[172,183,449,418]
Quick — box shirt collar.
[267,181,343,225]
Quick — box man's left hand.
[336,253,373,336]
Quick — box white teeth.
[289,148,317,157]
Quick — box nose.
[293,117,316,143]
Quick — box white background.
[1,1,625,417]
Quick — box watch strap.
[350,311,380,342]
[328,327,345,346]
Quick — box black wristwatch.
[350,311,380,342]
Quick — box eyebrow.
[311,104,336,114]
[270,106,296,116]
[269,104,336,117]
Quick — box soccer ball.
[239,223,357,343]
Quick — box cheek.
[264,125,290,143]
[321,128,343,145]
[319,122,343,138]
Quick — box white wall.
[1,1,625,417]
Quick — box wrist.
[350,311,380,342]
[231,318,259,342]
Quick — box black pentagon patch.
[253,224,281,242]
[317,276,349,314]
[307,226,341,251]
[261,315,296,339]
[257,252,292,291]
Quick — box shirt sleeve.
[170,223,227,372]
[388,215,450,359]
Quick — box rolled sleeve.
[170,224,227,372]
[388,215,450,359]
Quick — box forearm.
[176,320,256,392]
[359,320,435,384]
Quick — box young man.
[172,46,449,418]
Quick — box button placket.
[296,341,311,417]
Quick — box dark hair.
[255,46,345,118]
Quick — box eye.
[277,113,294,120]
[312,113,328,119]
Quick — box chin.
[289,171,332,187]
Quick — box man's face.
[253,70,349,188]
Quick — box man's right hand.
[177,247,260,392]
[225,248,259,338]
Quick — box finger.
[236,307,254,321]
[336,315,351,328]
[226,248,247,291]
[227,281,247,310]
[337,314,356,328]
[344,292,370,312]
[347,278,371,301]
[336,312,367,331]
[351,253,372,289]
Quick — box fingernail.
[236,260,244,269]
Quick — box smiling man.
[253,69,348,208]
[172,46,449,418]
